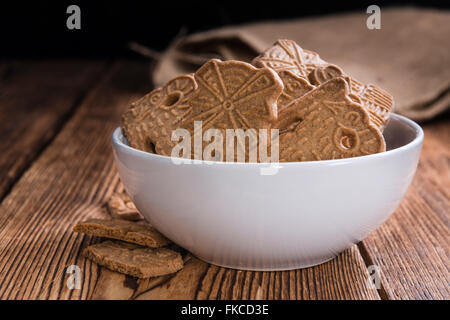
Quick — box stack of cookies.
[122,39,393,162]
[74,194,185,278]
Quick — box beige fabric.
[152,7,450,122]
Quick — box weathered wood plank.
[0,60,150,300]
[361,120,450,300]
[135,246,380,300]
[0,59,380,300]
[0,59,109,200]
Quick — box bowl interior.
[383,115,421,151]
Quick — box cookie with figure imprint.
[278,77,385,162]
[122,74,197,156]
[308,64,393,132]
[276,70,314,112]
[254,39,393,132]
[253,39,327,78]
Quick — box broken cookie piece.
[73,218,170,248]
[82,240,183,278]
[106,191,143,221]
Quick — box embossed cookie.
[73,219,170,248]
[181,59,283,160]
[122,74,197,155]
[82,240,183,278]
[346,77,393,131]
[254,40,393,131]
[277,70,314,112]
[279,78,385,162]
[308,64,344,86]
[309,65,393,131]
[253,39,326,78]
[106,191,143,221]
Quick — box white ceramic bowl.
[112,114,423,270]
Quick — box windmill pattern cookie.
[254,40,393,131]
[279,78,385,162]
[180,59,283,160]
[122,74,197,155]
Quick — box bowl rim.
[112,113,424,167]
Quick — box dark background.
[1,0,449,57]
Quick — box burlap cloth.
[152,7,450,122]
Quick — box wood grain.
[0,60,380,300]
[361,120,450,300]
[0,59,447,300]
[135,246,380,300]
[0,60,108,200]
[0,60,149,299]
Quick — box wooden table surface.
[0,59,448,300]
